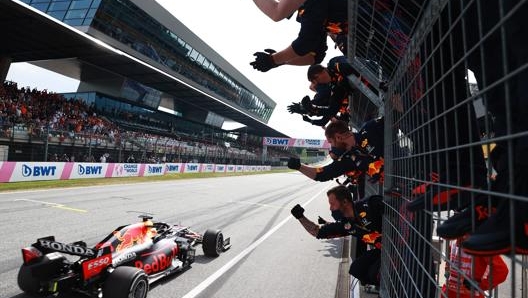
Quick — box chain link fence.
[348,0,528,297]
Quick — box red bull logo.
[362,231,381,245]
[367,158,384,177]
[113,222,154,252]
[326,22,347,34]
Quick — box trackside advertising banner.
[262,137,331,149]
[112,163,140,177]
[164,163,183,174]
[214,164,226,173]
[201,164,215,173]
[184,163,200,173]
[5,162,66,182]
[0,162,271,183]
[69,163,108,179]
[143,164,164,176]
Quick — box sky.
[6,0,342,140]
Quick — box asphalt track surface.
[0,172,343,298]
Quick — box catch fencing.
[347,0,528,297]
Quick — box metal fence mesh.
[348,0,528,297]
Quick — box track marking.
[14,198,87,213]
[181,185,330,298]
[229,200,286,209]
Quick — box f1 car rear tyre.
[103,267,148,298]
[202,229,223,257]
[17,264,46,296]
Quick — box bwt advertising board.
[69,163,108,179]
[8,162,66,182]
[262,137,330,149]
[262,137,290,147]
[214,164,226,173]
[0,162,272,183]
[184,163,200,173]
[143,164,164,176]
[164,163,183,174]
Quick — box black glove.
[250,49,280,72]
[287,102,304,114]
[291,204,305,219]
[317,216,328,224]
[300,95,312,111]
[287,157,301,170]
[302,115,312,124]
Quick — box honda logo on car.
[78,165,103,175]
[148,165,163,174]
[22,164,56,177]
[38,239,95,257]
[112,252,137,266]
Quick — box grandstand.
[0,0,295,165]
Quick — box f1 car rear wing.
[31,236,110,258]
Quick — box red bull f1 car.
[17,215,231,298]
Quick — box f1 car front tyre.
[103,267,148,298]
[17,264,46,296]
[202,229,223,257]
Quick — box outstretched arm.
[291,204,320,237]
[250,46,316,72]
[272,45,316,66]
[252,0,305,22]
[288,157,357,181]
[298,164,318,180]
[291,205,346,239]
[298,217,321,237]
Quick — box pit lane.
[0,172,344,298]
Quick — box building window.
[48,1,70,11]
[30,2,50,11]
[65,8,87,19]
[64,18,83,26]
[86,8,97,18]
[48,10,67,19]
[69,0,92,9]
